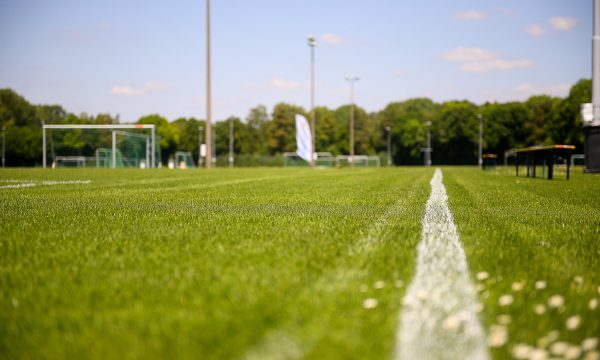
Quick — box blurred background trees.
[0,79,591,166]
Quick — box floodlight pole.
[308,36,316,167]
[205,0,213,168]
[385,126,392,166]
[345,77,359,166]
[585,0,600,172]
[229,118,234,168]
[478,114,483,168]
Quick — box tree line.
[0,79,590,167]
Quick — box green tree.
[266,103,306,154]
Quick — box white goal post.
[42,124,157,168]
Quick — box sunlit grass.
[0,167,431,359]
[444,167,600,360]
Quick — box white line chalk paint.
[0,180,91,189]
[396,169,489,360]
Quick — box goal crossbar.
[42,124,157,168]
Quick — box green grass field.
[1,167,598,359]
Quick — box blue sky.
[0,0,592,123]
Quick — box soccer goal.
[43,124,159,168]
[336,155,381,168]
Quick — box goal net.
[44,125,160,168]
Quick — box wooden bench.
[513,145,576,180]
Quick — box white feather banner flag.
[295,114,312,162]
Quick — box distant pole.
[205,0,213,168]
[198,125,203,166]
[345,77,359,166]
[112,130,117,168]
[385,126,392,166]
[2,125,6,168]
[229,119,234,168]
[42,125,47,168]
[585,0,600,172]
[425,121,432,166]
[478,114,483,168]
[307,36,316,167]
[151,126,156,168]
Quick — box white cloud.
[516,83,570,97]
[442,47,496,62]
[319,33,343,45]
[455,11,488,21]
[111,81,168,97]
[526,24,545,38]
[462,59,533,73]
[111,86,143,96]
[548,17,577,31]
[442,47,533,73]
[270,77,301,90]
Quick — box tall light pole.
[307,36,316,167]
[229,118,234,168]
[585,0,600,172]
[345,77,359,166]
[205,0,212,168]
[385,126,392,167]
[478,114,483,168]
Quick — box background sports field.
[1,167,599,359]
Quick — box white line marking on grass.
[0,180,91,189]
[396,169,489,360]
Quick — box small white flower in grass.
[574,276,584,285]
[587,350,600,360]
[417,290,427,301]
[497,314,512,325]
[548,295,564,308]
[529,348,549,360]
[394,280,404,288]
[534,304,546,315]
[498,294,513,306]
[442,314,462,331]
[373,280,385,289]
[512,343,532,359]
[359,284,368,293]
[550,342,568,356]
[512,281,525,292]
[11,298,18,307]
[582,338,599,351]
[535,280,547,290]
[362,298,378,309]
[566,315,581,330]
[590,298,599,310]
[476,271,489,281]
[565,345,582,359]
[487,325,508,347]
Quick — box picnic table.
[513,145,576,180]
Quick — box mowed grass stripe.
[1,168,430,359]
[244,169,432,359]
[443,168,600,360]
